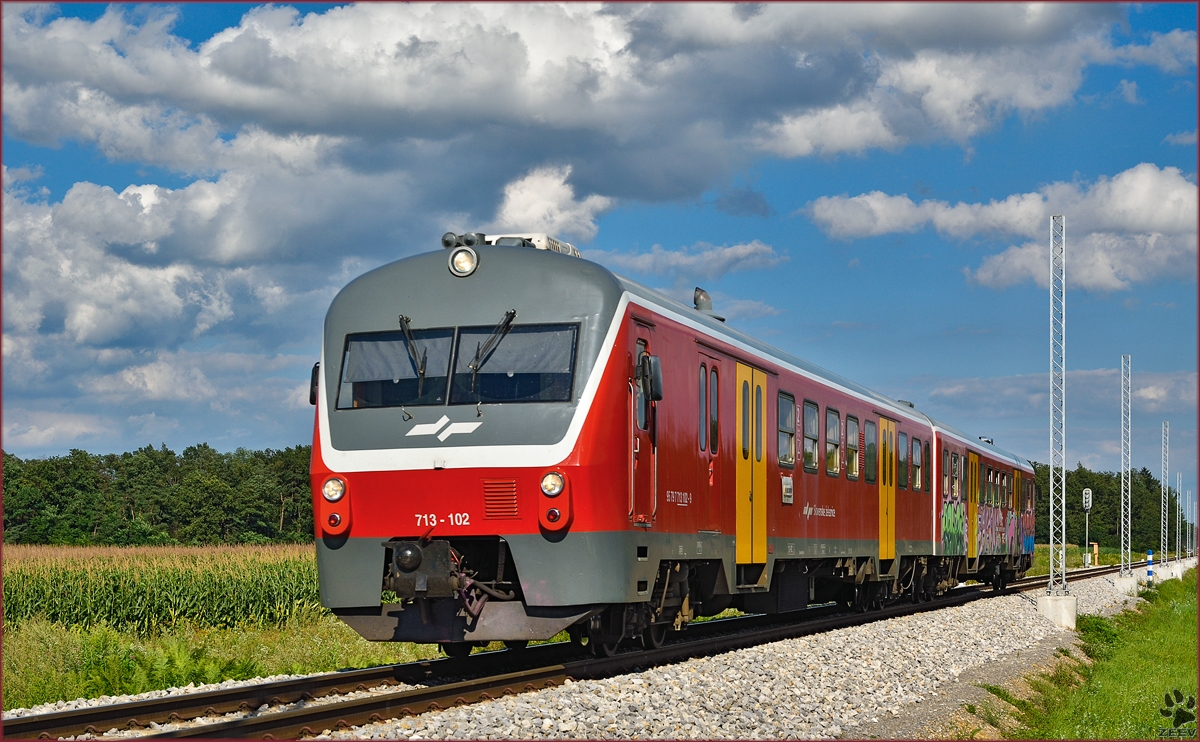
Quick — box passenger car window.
[846,416,860,479]
[741,381,750,460]
[777,393,796,468]
[825,408,841,475]
[924,442,931,493]
[803,401,819,471]
[897,432,908,489]
[911,438,922,491]
[698,365,707,452]
[864,420,877,483]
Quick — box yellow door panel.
[735,363,768,565]
[879,418,896,560]
[735,363,753,564]
[752,369,768,564]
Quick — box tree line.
[0,443,1191,551]
[1030,461,1189,555]
[2,444,312,545]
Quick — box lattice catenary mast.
[1120,355,1132,577]
[1161,422,1168,563]
[1176,472,1182,562]
[1048,215,1068,596]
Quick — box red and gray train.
[309,233,1036,656]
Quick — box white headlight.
[448,247,478,277]
[540,472,565,497]
[322,477,346,502]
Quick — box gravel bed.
[328,575,1137,740]
[5,573,1148,738]
[2,673,314,719]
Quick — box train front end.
[310,234,625,650]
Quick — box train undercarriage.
[333,536,1032,657]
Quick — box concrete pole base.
[1114,575,1139,596]
[1037,594,1078,630]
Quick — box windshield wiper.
[469,309,517,393]
[398,315,428,396]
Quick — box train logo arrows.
[405,415,482,441]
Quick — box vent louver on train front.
[482,479,519,519]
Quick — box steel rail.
[5,561,1146,740]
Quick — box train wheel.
[593,640,620,657]
[503,640,529,651]
[642,623,668,650]
[442,642,473,660]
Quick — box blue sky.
[2,3,1196,507]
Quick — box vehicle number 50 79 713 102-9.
[415,512,471,527]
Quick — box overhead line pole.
[1177,472,1182,563]
[1120,354,1131,577]
[1048,215,1068,596]
[1161,422,1169,568]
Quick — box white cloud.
[807,163,1198,290]
[756,103,902,157]
[972,231,1196,291]
[487,165,613,241]
[925,368,1198,419]
[2,410,114,448]
[586,240,786,281]
[1118,79,1142,104]
[1164,129,1197,146]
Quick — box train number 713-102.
[415,512,471,527]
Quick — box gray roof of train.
[611,272,918,420]
[610,266,1030,467]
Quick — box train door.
[735,363,768,568]
[878,418,896,560]
[967,452,979,559]
[630,324,656,527]
[1011,470,1021,555]
[700,353,722,531]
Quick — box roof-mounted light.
[449,246,479,277]
[438,230,582,258]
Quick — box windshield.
[336,323,577,409]
[337,329,454,409]
[450,324,577,404]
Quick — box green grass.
[979,568,1197,738]
[2,614,443,711]
[1027,544,1148,576]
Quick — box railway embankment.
[315,574,1141,740]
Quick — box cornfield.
[3,544,326,634]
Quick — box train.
[309,232,1036,657]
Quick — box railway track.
[6,561,1146,740]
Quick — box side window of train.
[709,368,719,454]
[897,432,908,489]
[942,448,950,494]
[777,393,796,468]
[755,384,763,463]
[635,341,649,431]
[825,408,841,476]
[951,452,959,498]
[698,364,707,452]
[986,467,994,506]
[864,420,877,483]
[741,380,751,460]
[802,401,819,472]
[846,416,860,480]
[924,442,931,493]
[911,437,922,491]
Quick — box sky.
[2,3,1197,510]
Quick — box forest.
[0,443,1190,552]
[2,445,313,545]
